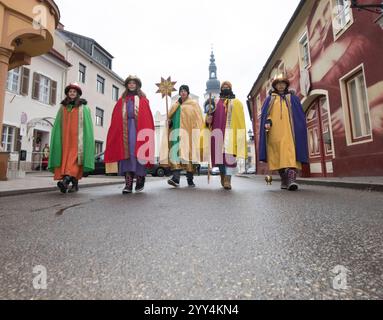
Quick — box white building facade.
[2,26,125,177]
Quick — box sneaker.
[135,176,146,193]
[168,177,180,188]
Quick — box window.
[6,68,21,93]
[299,33,311,69]
[112,86,119,102]
[32,72,57,105]
[1,126,15,152]
[333,0,352,35]
[345,71,372,142]
[79,63,86,83]
[95,141,103,155]
[39,75,51,104]
[93,46,112,69]
[96,107,104,127]
[97,75,105,94]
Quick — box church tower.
[205,50,221,102]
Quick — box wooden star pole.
[156,77,177,120]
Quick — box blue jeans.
[218,165,237,177]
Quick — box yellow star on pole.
[156,77,177,98]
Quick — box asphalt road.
[0,176,382,300]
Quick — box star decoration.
[156,77,177,98]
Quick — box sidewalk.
[237,174,383,192]
[0,172,124,197]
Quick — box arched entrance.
[302,91,335,177]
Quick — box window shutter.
[20,67,30,96]
[50,80,57,105]
[13,127,21,152]
[32,73,40,100]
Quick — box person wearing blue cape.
[259,74,309,191]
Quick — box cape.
[165,98,204,164]
[48,103,95,173]
[201,98,248,163]
[104,96,155,168]
[259,93,309,164]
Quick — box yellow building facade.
[0,0,60,179]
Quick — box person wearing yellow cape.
[202,81,247,190]
[166,85,204,188]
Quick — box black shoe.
[57,176,71,194]
[187,179,196,188]
[168,177,180,188]
[57,181,68,194]
[68,177,79,193]
[135,176,146,193]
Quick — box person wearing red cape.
[104,76,155,194]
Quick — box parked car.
[83,152,116,176]
[245,167,256,174]
[211,167,220,175]
[147,164,172,177]
[196,164,209,175]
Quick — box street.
[0,176,382,300]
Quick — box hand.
[206,116,213,125]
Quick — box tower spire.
[205,47,221,99]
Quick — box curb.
[237,175,383,192]
[0,181,123,198]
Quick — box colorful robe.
[259,92,309,171]
[104,95,155,173]
[201,98,248,166]
[49,102,95,180]
[160,98,204,171]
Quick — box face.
[68,89,78,100]
[127,81,137,92]
[180,89,189,100]
[275,82,287,92]
[222,85,231,91]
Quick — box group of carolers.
[48,74,309,195]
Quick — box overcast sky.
[54,0,301,129]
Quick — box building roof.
[47,48,72,67]
[56,30,124,84]
[248,0,306,98]
[59,30,114,59]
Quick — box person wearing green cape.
[48,83,95,193]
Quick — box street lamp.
[350,0,383,13]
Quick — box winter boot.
[57,176,71,194]
[135,176,146,193]
[287,169,299,191]
[224,176,232,190]
[68,177,79,193]
[123,174,134,194]
[279,169,288,190]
